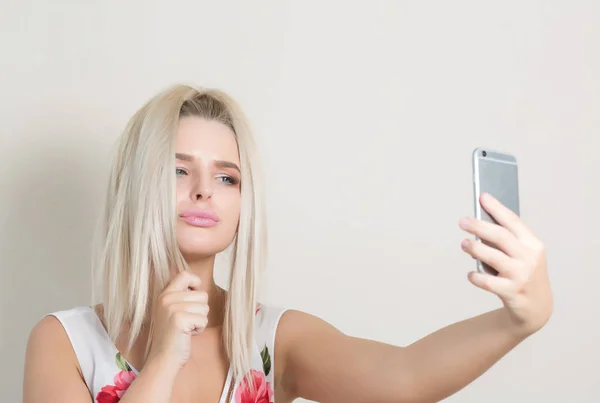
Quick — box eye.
[176,168,188,176]
[217,175,239,185]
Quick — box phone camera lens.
[482,151,487,157]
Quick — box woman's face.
[175,117,242,259]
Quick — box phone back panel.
[472,148,520,275]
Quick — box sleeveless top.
[50,304,287,403]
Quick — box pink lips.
[179,209,219,227]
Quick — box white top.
[50,304,287,403]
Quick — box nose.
[191,176,213,201]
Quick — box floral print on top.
[84,303,282,403]
[95,353,136,403]
[235,369,273,403]
[234,334,275,403]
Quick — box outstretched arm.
[276,193,553,403]
[278,308,525,403]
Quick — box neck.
[185,255,226,328]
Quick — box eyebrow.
[175,153,241,173]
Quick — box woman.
[22,84,553,403]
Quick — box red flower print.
[235,369,273,403]
[96,370,136,403]
[114,370,135,395]
[96,385,119,403]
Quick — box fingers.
[479,193,531,240]
[168,301,209,314]
[461,238,521,279]
[459,216,524,258]
[158,286,210,335]
[164,271,202,293]
[158,287,209,317]
[467,271,516,300]
[162,290,208,305]
[171,311,209,334]
[158,272,209,335]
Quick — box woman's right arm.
[22,316,178,403]
[23,271,207,403]
[23,316,94,403]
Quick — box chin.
[176,222,237,259]
[178,238,234,260]
[180,250,222,261]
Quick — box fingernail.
[461,239,470,250]
[459,218,470,229]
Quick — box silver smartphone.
[472,148,520,275]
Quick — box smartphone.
[472,148,520,276]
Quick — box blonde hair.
[91,84,266,383]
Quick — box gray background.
[1,1,598,402]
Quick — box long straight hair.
[91,84,266,383]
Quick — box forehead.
[176,117,239,162]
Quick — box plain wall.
[1,1,599,402]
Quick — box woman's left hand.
[459,192,553,337]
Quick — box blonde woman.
[23,84,553,403]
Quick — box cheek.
[218,191,241,222]
[214,185,240,205]
[175,183,188,203]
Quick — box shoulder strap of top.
[254,304,287,382]
[49,306,117,394]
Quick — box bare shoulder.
[23,315,92,403]
[275,309,348,365]
[274,310,406,402]
[26,315,78,368]
[277,309,344,342]
[274,310,347,398]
